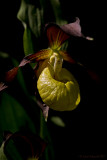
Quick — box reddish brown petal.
[77,63,100,83]
[0,49,52,92]
[87,70,100,83]
[4,67,19,82]
[45,23,70,49]
[46,18,93,43]
[3,131,47,159]
[59,51,100,83]
[19,58,31,67]
[0,67,19,91]
[59,50,76,64]
[23,49,52,62]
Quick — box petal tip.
[86,36,94,41]
[0,83,8,91]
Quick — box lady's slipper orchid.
[2,131,47,159]
[0,18,93,112]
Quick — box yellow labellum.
[37,65,80,111]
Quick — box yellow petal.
[37,66,80,111]
[35,58,49,78]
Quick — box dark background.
[0,0,106,159]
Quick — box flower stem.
[39,109,55,160]
[40,110,44,139]
[40,110,49,160]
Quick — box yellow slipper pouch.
[37,64,80,111]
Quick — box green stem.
[39,110,55,160]
[40,110,49,160]
[40,110,44,139]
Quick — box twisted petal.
[45,17,93,49]
[0,49,52,91]
[0,67,19,92]
[59,50,76,64]
[60,17,83,37]
[23,48,52,62]
[61,17,93,40]
[59,51,100,82]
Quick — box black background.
[0,0,106,159]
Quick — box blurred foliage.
[0,143,8,160]
[0,0,67,159]
[0,0,106,160]
[0,92,36,133]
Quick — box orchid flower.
[0,18,93,114]
[1,131,46,160]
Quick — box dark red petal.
[4,67,18,82]
[45,18,93,50]
[59,51,100,83]
[87,69,100,83]
[23,48,52,62]
[59,50,76,64]
[3,131,47,158]
[46,18,93,42]
[0,49,52,92]
[45,23,70,49]
[0,67,19,91]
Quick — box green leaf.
[51,116,65,127]
[0,52,9,59]
[28,158,38,160]
[40,111,55,160]
[0,143,7,160]
[17,0,43,38]
[17,0,44,62]
[17,0,28,24]
[12,58,29,96]
[0,92,36,133]
[50,0,67,25]
[28,6,43,37]
[23,25,34,56]
[5,140,23,160]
